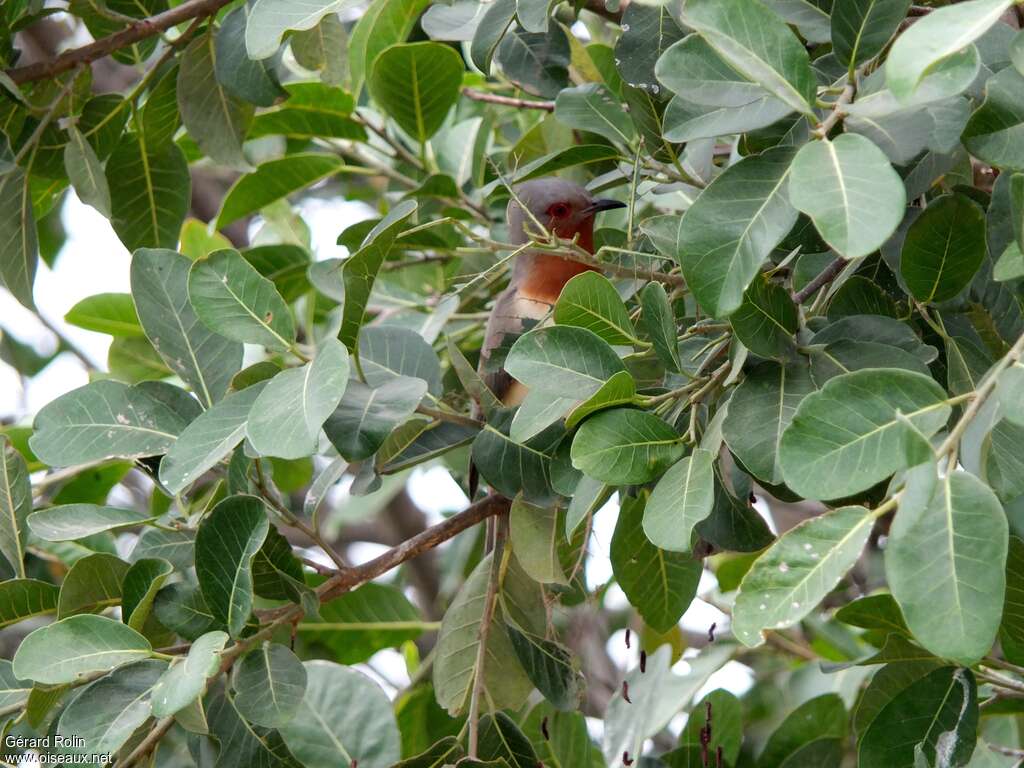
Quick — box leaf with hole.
[188,248,295,351]
[733,506,874,647]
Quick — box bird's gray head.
[506,178,625,246]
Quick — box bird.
[477,178,626,407]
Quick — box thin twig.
[936,331,1024,459]
[467,520,506,757]
[6,0,235,85]
[462,88,555,111]
[812,82,855,139]
[416,405,484,429]
[792,255,848,304]
[118,716,174,767]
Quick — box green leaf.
[63,125,111,216]
[473,416,560,505]
[509,494,566,584]
[300,582,422,663]
[506,625,582,712]
[1000,536,1024,665]
[159,382,266,494]
[279,660,401,768]
[106,133,190,252]
[204,681,303,768]
[887,471,1008,665]
[177,33,253,170]
[697,481,776,553]
[676,146,798,317]
[760,694,846,768]
[900,194,987,303]
[663,92,793,142]
[656,34,772,108]
[679,0,816,117]
[234,642,307,728]
[885,0,1013,102]
[0,659,31,710]
[13,614,152,685]
[807,339,931,386]
[368,42,463,144]
[290,13,349,86]
[55,659,166,755]
[615,3,685,92]
[732,505,874,647]
[327,376,426,461]
[249,83,363,141]
[571,408,683,485]
[433,553,533,715]
[195,495,270,637]
[640,282,681,373]
[360,324,443,396]
[789,134,906,259]
[0,168,37,309]
[153,583,217,641]
[553,272,638,345]
[779,369,951,500]
[246,339,349,459]
[133,527,195,571]
[188,248,296,350]
[216,5,287,107]
[612,494,701,633]
[340,205,420,352]
[151,630,229,717]
[0,436,30,578]
[0,579,58,628]
[132,248,243,407]
[506,325,625,396]
[495,28,570,99]
[216,154,345,229]
[64,292,141,338]
[858,667,978,768]
[245,0,361,59]
[478,711,541,767]
[722,360,815,486]
[554,84,634,145]
[122,557,173,631]
[642,449,715,554]
[678,689,743,765]
[831,0,910,69]
[729,275,798,360]
[470,0,515,72]
[963,66,1024,171]
[29,380,194,466]
[349,0,431,95]
[28,504,154,542]
[57,552,129,618]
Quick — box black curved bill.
[582,198,627,215]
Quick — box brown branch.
[792,255,847,304]
[462,88,555,111]
[813,81,855,139]
[6,0,237,85]
[118,716,174,767]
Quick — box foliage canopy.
[2,0,1024,766]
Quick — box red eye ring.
[548,203,570,218]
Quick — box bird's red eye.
[548,203,570,218]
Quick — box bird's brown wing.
[477,285,552,404]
